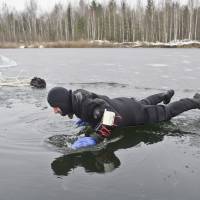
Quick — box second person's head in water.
[30,77,46,89]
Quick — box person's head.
[47,87,73,118]
[30,77,46,89]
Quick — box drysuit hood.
[47,87,73,116]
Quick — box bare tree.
[0,0,199,44]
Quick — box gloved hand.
[71,137,96,149]
[75,119,89,127]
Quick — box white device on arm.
[102,109,116,126]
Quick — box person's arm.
[85,98,122,138]
[71,93,121,149]
[71,109,121,149]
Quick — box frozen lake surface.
[0,48,200,200]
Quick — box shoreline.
[0,40,200,49]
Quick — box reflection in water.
[51,125,166,176]
[51,149,120,175]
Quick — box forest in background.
[0,0,200,47]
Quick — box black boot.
[193,93,200,108]
[163,90,175,104]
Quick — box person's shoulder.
[72,89,92,103]
[73,89,89,97]
[74,89,88,93]
[74,89,99,99]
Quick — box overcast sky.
[0,0,137,11]
[0,0,189,11]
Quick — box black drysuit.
[71,89,200,129]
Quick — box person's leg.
[140,90,174,105]
[166,97,200,118]
[143,96,200,124]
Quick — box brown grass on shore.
[0,42,19,48]
[44,40,115,48]
[0,40,115,48]
[0,40,200,48]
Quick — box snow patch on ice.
[147,63,168,67]
[0,55,17,68]
[184,68,193,72]
[182,60,191,64]
[185,76,196,80]
[161,86,169,90]
[161,75,169,78]
[104,63,116,66]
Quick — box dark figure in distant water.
[47,87,200,149]
[30,77,46,89]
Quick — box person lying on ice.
[47,87,200,149]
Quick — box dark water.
[0,48,200,200]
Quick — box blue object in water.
[71,137,96,149]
